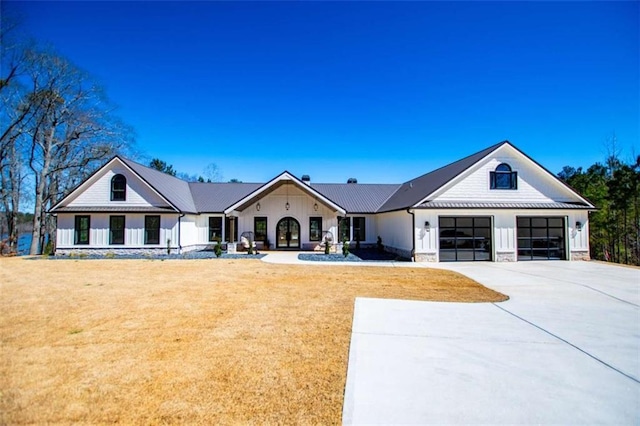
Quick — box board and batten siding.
[65,167,171,208]
[376,210,413,258]
[56,213,179,249]
[412,209,590,262]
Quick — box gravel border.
[298,250,407,262]
[32,251,266,260]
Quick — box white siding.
[230,185,342,246]
[376,210,413,254]
[66,167,170,208]
[413,209,590,261]
[56,213,179,249]
[431,146,582,204]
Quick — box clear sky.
[4,1,639,183]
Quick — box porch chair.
[240,231,258,254]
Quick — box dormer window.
[111,174,127,201]
[490,163,517,190]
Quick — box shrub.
[324,239,331,255]
[43,240,54,256]
[342,238,350,257]
[214,238,222,258]
[377,236,384,253]
[166,238,171,255]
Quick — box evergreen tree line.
[558,150,640,266]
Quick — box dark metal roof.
[416,201,594,210]
[311,183,401,213]
[53,141,594,216]
[378,141,509,212]
[189,182,262,212]
[52,206,178,213]
[121,158,198,213]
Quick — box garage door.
[439,217,492,262]
[517,217,566,260]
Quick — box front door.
[276,217,300,249]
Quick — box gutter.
[407,208,415,262]
[178,213,185,253]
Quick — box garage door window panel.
[439,216,492,262]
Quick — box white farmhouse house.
[50,141,595,262]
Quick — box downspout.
[407,208,416,262]
[178,213,185,253]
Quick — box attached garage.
[439,216,492,262]
[517,217,566,260]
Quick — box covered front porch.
[217,172,374,252]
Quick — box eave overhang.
[224,171,346,215]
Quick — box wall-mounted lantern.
[256,202,261,211]
[424,221,430,231]
[576,221,582,231]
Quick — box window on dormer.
[111,174,126,201]
[490,163,517,190]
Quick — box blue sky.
[4,1,639,183]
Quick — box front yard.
[0,257,507,424]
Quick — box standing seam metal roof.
[122,158,199,213]
[311,183,401,213]
[377,141,509,212]
[188,182,262,212]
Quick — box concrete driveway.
[342,261,640,424]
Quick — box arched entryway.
[276,217,300,249]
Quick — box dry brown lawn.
[0,257,507,425]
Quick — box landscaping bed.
[299,249,407,262]
[37,251,266,260]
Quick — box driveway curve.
[343,261,639,424]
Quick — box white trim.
[412,143,594,208]
[224,171,346,215]
[50,157,180,213]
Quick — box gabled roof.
[121,158,198,213]
[378,141,508,212]
[312,183,401,214]
[223,171,347,214]
[51,141,595,216]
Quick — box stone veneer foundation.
[570,250,590,261]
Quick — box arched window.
[111,174,127,201]
[490,163,517,190]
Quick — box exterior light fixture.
[424,221,430,231]
[256,202,261,211]
[576,221,582,231]
[285,182,290,211]
[314,202,318,211]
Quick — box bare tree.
[203,162,223,182]
[22,48,133,254]
[0,18,32,253]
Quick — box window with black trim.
[74,215,90,245]
[109,215,125,244]
[209,217,222,241]
[338,217,350,241]
[490,163,517,190]
[254,217,267,241]
[111,174,127,201]
[353,217,366,242]
[145,215,160,245]
[309,217,322,241]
